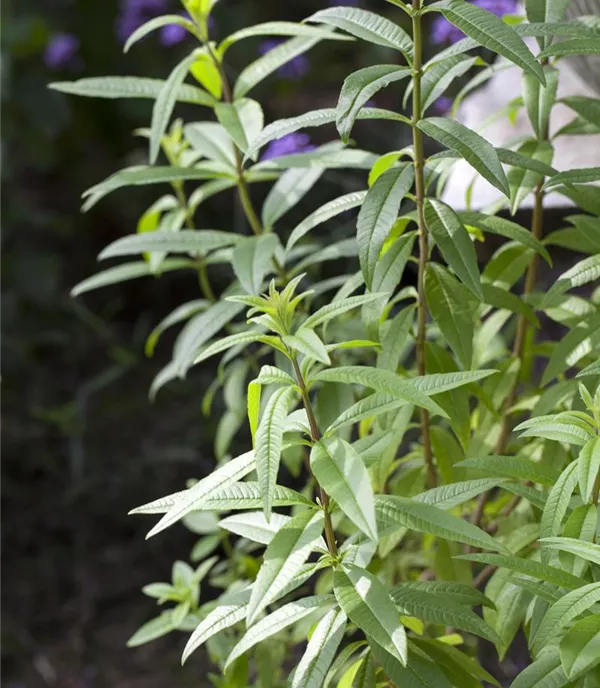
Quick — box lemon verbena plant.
[51,0,600,685]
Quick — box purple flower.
[261,133,316,161]
[433,96,453,114]
[258,40,309,79]
[160,22,188,45]
[431,0,517,44]
[116,0,168,43]
[44,33,81,70]
[329,0,359,4]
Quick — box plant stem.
[291,357,338,556]
[471,181,545,526]
[411,0,436,489]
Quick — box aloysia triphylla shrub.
[51,0,600,684]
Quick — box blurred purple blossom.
[258,40,309,79]
[261,133,315,161]
[431,0,517,44]
[433,96,453,114]
[44,33,81,70]
[116,0,168,43]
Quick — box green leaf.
[481,284,539,327]
[284,328,331,365]
[150,52,198,164]
[215,98,264,153]
[218,511,290,545]
[424,199,482,298]
[287,191,367,252]
[292,608,347,688]
[334,564,407,666]
[311,366,448,418]
[540,537,600,566]
[532,582,600,653]
[456,553,587,589]
[248,381,261,444]
[307,7,413,56]
[193,332,271,366]
[232,234,279,295]
[303,293,384,330]
[420,55,477,113]
[418,117,510,196]
[357,164,415,288]
[49,76,215,106]
[351,651,375,688]
[540,38,600,59]
[577,359,600,377]
[182,588,251,663]
[544,166,600,190]
[522,65,558,139]
[336,65,411,143]
[124,14,197,52]
[256,387,296,520]
[460,211,552,265]
[311,437,378,541]
[377,305,415,372]
[127,611,175,647]
[247,510,324,624]
[560,614,600,680]
[562,96,600,128]
[539,461,579,562]
[71,259,193,297]
[541,254,600,306]
[184,122,236,167]
[578,437,600,504]
[140,450,255,536]
[325,393,407,436]
[542,313,600,385]
[99,230,240,259]
[509,651,567,688]
[415,478,504,510]
[411,369,497,395]
[234,36,321,99]
[263,167,325,229]
[224,595,334,670]
[375,495,508,552]
[436,0,545,84]
[400,581,494,609]
[457,455,560,486]
[371,232,416,296]
[516,412,596,445]
[425,263,474,369]
[389,585,500,643]
[504,140,555,215]
[145,299,209,357]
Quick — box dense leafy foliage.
[54,0,600,685]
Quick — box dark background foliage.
[1,0,564,685]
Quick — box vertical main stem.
[291,358,338,556]
[411,0,435,489]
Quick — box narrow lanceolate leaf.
[336,65,411,143]
[578,437,600,504]
[532,583,600,653]
[263,167,324,228]
[539,461,578,562]
[142,451,255,537]
[560,614,600,679]
[482,284,539,327]
[456,554,587,590]
[421,55,477,112]
[516,412,596,445]
[71,259,193,296]
[182,588,251,663]
[248,381,261,444]
[307,7,413,57]
[312,366,448,417]
[234,36,321,99]
[375,495,508,553]
[509,652,567,688]
[292,608,347,688]
[286,191,367,252]
[436,0,545,84]
[215,99,264,153]
[371,232,416,296]
[415,478,504,511]
[562,96,600,128]
[247,510,325,625]
[544,166,600,190]
[357,164,415,288]
[311,438,377,541]
[541,255,600,306]
[418,118,510,196]
[424,199,482,298]
[179,482,312,513]
[539,38,600,59]
[49,76,215,106]
[224,596,334,670]
[99,230,240,259]
[577,359,600,377]
[302,293,384,330]
[150,52,198,164]
[389,585,500,644]
[398,581,495,609]
[219,511,290,546]
[255,387,296,521]
[334,564,407,666]
[232,234,279,294]
[127,612,175,647]
[457,455,560,486]
[411,369,497,395]
[425,263,474,369]
[504,140,555,215]
[124,15,197,52]
[377,306,415,372]
[523,66,558,139]
[540,538,600,566]
[284,328,331,365]
[193,332,270,366]
[325,393,407,435]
